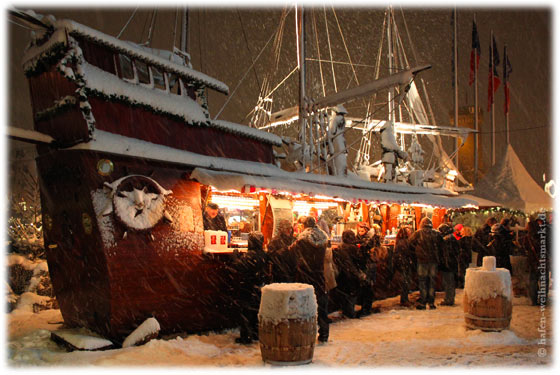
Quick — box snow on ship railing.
[20,13,228,94]
[17,11,282,147]
[259,65,432,129]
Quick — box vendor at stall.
[203,202,228,231]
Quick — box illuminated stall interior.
[201,183,464,252]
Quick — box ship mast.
[296,5,307,171]
[181,7,188,53]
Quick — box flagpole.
[490,30,496,166]
[473,14,479,184]
[504,44,510,145]
[453,8,459,170]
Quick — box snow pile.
[482,255,496,271]
[465,267,512,302]
[122,317,161,348]
[7,254,38,269]
[259,283,317,323]
[6,290,551,367]
[14,292,52,313]
[51,328,114,351]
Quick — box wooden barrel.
[463,258,513,331]
[258,283,317,365]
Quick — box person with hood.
[437,224,459,306]
[458,226,484,287]
[393,226,415,306]
[289,216,330,342]
[332,229,365,318]
[487,223,514,274]
[355,222,378,316]
[408,217,443,310]
[267,219,296,283]
[231,231,270,344]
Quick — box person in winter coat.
[355,223,377,316]
[408,217,443,310]
[289,216,330,342]
[309,207,331,237]
[487,223,515,274]
[203,202,228,232]
[232,231,270,344]
[475,217,497,249]
[458,226,484,287]
[393,226,414,306]
[267,219,296,283]
[332,230,365,318]
[437,224,459,306]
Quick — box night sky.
[5,4,553,188]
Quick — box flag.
[469,19,481,86]
[503,45,513,114]
[487,35,501,111]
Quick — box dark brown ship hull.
[37,149,240,342]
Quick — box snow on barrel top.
[259,283,317,323]
[464,257,512,302]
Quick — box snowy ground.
[5,289,554,368]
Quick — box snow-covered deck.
[54,19,229,94]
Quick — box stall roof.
[68,130,476,208]
[456,194,502,208]
[472,145,552,212]
[191,168,477,208]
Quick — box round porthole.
[97,159,114,176]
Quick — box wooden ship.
[11,11,475,343]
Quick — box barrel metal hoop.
[464,313,512,322]
[260,344,314,352]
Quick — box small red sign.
[211,235,217,245]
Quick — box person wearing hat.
[437,223,459,306]
[408,217,443,310]
[289,216,330,342]
[203,202,227,232]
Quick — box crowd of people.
[207,203,552,345]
